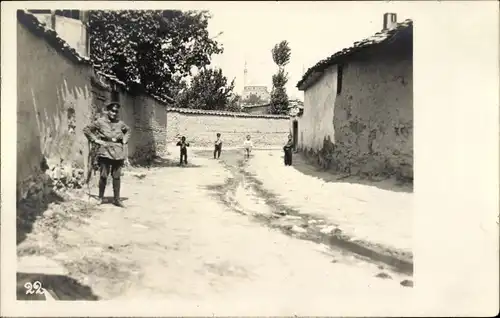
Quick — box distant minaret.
[243,60,248,88]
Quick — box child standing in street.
[283,133,294,166]
[176,136,190,166]
[214,133,222,159]
[243,134,253,159]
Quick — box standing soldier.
[83,102,130,207]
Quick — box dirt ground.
[246,150,413,262]
[17,149,413,313]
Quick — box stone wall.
[298,42,413,180]
[166,109,290,149]
[17,21,92,200]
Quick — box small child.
[243,134,253,159]
[176,136,190,166]
[283,134,294,166]
[214,133,222,159]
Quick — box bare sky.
[172,1,414,100]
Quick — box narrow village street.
[17,149,413,311]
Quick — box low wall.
[166,108,290,150]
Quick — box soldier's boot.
[98,177,107,204]
[112,178,124,208]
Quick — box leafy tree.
[226,93,242,112]
[272,40,292,68]
[175,68,236,111]
[269,40,291,114]
[89,10,223,99]
[242,93,266,105]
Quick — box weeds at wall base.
[16,158,92,245]
[300,146,413,185]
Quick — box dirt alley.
[17,149,413,312]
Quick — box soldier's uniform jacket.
[83,116,131,161]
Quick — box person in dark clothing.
[83,102,131,207]
[176,136,190,166]
[214,133,222,159]
[283,134,294,166]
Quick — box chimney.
[383,13,397,30]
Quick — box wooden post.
[50,10,56,30]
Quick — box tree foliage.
[272,40,291,68]
[269,41,291,115]
[175,68,236,111]
[226,94,242,113]
[89,10,223,99]
[269,87,289,115]
[242,93,266,105]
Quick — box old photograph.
[15,3,413,308]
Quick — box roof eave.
[298,71,323,91]
[296,20,413,90]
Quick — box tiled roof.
[167,107,289,119]
[242,103,271,109]
[97,72,174,105]
[17,10,91,65]
[95,71,127,87]
[297,19,413,91]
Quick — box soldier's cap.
[105,102,121,110]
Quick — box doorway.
[292,120,298,151]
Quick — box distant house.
[241,85,271,104]
[28,10,89,57]
[294,13,413,180]
[242,103,271,115]
[242,99,302,116]
[288,99,304,117]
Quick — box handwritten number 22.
[24,281,46,295]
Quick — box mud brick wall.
[333,56,413,179]
[166,110,290,149]
[297,43,413,180]
[122,95,168,163]
[296,65,338,151]
[16,14,170,201]
[17,21,93,200]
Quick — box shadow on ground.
[87,195,130,203]
[291,152,413,193]
[131,156,203,169]
[17,191,65,245]
[206,150,413,276]
[17,272,100,300]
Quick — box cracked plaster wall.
[298,49,413,179]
